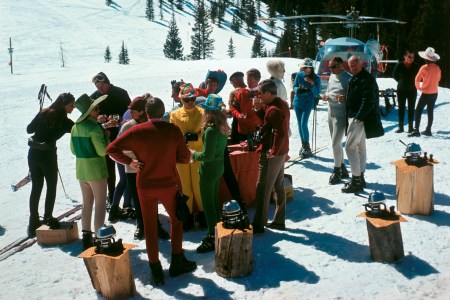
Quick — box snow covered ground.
[0,1,449,299]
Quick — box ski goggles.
[92,74,107,84]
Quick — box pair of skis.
[11,173,32,192]
[0,204,83,261]
[285,145,328,169]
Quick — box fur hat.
[418,47,440,61]
[75,94,108,123]
[200,94,223,111]
[299,58,314,69]
[266,60,286,79]
[92,72,110,84]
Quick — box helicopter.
[260,7,406,91]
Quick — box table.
[227,144,260,207]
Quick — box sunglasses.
[329,64,339,69]
[407,55,414,59]
[183,97,196,103]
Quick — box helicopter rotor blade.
[310,20,406,25]
[359,16,407,24]
[259,14,349,21]
[260,15,406,25]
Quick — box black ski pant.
[414,93,438,131]
[105,154,116,201]
[126,173,142,225]
[397,89,417,130]
[222,147,246,213]
[28,155,58,221]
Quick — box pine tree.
[190,0,215,60]
[175,0,183,10]
[227,37,236,58]
[159,0,164,20]
[231,13,241,33]
[217,2,226,27]
[104,46,112,63]
[163,13,184,60]
[251,31,264,58]
[267,4,276,35]
[210,1,218,24]
[118,41,130,65]
[146,0,154,21]
[256,0,261,17]
[245,0,257,33]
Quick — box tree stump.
[215,222,253,278]
[358,212,407,263]
[391,158,437,215]
[78,243,136,300]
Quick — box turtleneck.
[403,61,412,68]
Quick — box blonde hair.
[201,110,230,137]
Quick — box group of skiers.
[25,46,440,286]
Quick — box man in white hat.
[409,47,441,137]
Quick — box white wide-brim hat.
[418,47,440,61]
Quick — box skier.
[170,83,206,231]
[116,95,170,240]
[191,94,230,252]
[409,47,441,137]
[343,55,384,193]
[292,58,321,158]
[91,72,131,205]
[229,68,262,142]
[106,97,196,286]
[26,93,75,236]
[392,50,420,133]
[70,94,109,249]
[322,56,352,184]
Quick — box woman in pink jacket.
[409,47,441,137]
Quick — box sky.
[0,1,449,299]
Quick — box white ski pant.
[79,179,107,233]
[345,118,366,177]
[328,102,347,167]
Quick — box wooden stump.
[366,220,404,262]
[215,222,253,278]
[357,212,407,263]
[78,243,136,300]
[391,158,436,215]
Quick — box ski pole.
[314,105,317,153]
[57,169,68,198]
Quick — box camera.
[184,133,198,142]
